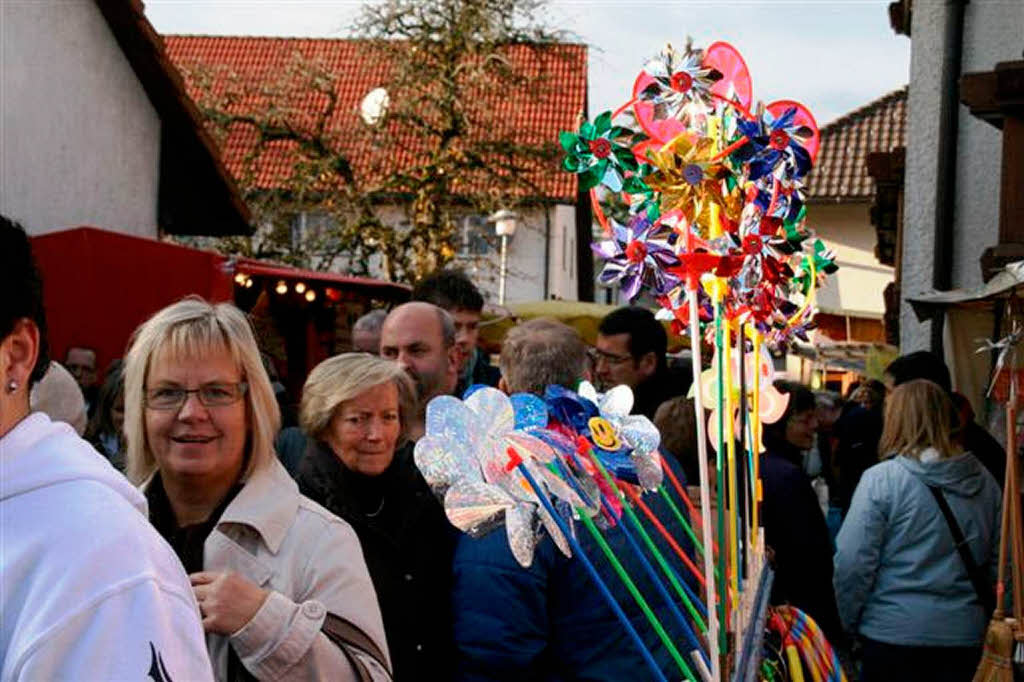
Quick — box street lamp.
[489,209,519,305]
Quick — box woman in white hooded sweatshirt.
[0,216,214,681]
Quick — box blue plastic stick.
[513,458,669,682]
[567,449,709,624]
[565,456,708,663]
[553,460,707,664]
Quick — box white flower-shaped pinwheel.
[414,387,586,567]
[698,344,790,452]
[577,381,664,491]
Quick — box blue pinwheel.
[734,107,815,183]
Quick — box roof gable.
[163,35,587,203]
[807,86,907,201]
[94,0,250,235]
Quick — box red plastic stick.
[622,484,706,589]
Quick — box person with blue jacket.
[834,379,1001,682]
[452,319,697,681]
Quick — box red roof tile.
[162,35,587,203]
[807,87,907,201]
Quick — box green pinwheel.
[560,111,647,192]
[793,238,838,295]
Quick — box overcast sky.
[146,0,910,126]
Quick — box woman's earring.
[5,379,18,394]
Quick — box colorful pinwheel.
[592,214,681,300]
[734,106,815,182]
[414,387,588,567]
[637,44,722,122]
[560,111,646,192]
[645,135,741,235]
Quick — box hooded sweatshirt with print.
[833,450,1001,647]
[0,412,213,681]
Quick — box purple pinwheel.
[592,215,681,301]
[734,106,815,183]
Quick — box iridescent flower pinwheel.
[560,111,645,192]
[745,173,807,225]
[414,387,588,567]
[734,106,815,183]
[645,135,741,235]
[592,214,681,301]
[638,44,722,122]
[576,381,664,491]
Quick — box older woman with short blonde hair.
[299,353,417,459]
[296,353,456,681]
[123,298,391,682]
[835,379,1001,681]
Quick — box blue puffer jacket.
[451,462,700,681]
[833,450,1001,647]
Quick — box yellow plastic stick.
[751,331,763,541]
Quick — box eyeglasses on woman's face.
[144,382,248,410]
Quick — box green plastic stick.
[714,301,728,653]
[657,486,724,585]
[657,486,704,556]
[586,451,708,634]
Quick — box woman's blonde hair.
[878,379,960,460]
[123,297,280,484]
[300,353,416,445]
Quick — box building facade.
[1,0,248,238]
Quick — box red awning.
[234,258,410,300]
[31,227,235,377]
[31,227,408,379]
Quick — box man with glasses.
[594,306,689,419]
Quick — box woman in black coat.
[295,353,456,682]
[760,380,844,644]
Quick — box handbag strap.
[320,612,392,682]
[927,484,996,615]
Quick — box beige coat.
[146,459,392,681]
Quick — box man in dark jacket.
[884,351,1005,487]
[595,306,690,420]
[453,319,699,681]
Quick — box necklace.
[365,494,386,518]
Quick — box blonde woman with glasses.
[123,297,392,681]
[834,379,1001,681]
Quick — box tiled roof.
[807,86,907,200]
[162,35,587,203]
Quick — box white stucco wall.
[812,202,893,318]
[0,0,161,236]
[900,1,1024,351]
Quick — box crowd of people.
[0,212,1009,681]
